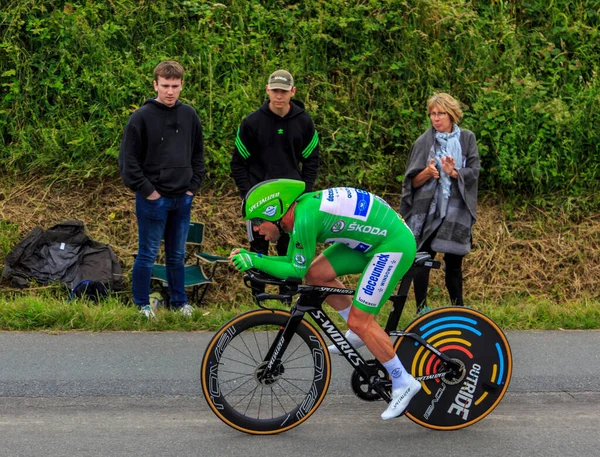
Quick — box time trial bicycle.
[201,252,512,434]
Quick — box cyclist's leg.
[349,303,422,419]
[348,307,395,361]
[306,243,367,312]
[349,247,415,362]
[307,245,370,353]
[349,248,421,420]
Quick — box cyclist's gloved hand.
[231,250,256,272]
[229,248,250,257]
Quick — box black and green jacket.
[230,99,320,198]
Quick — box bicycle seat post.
[384,252,437,333]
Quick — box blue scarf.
[433,125,462,217]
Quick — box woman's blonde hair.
[427,93,463,125]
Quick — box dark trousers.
[249,231,290,295]
[132,193,192,307]
[414,238,464,309]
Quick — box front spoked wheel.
[201,309,331,435]
[395,307,512,430]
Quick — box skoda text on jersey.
[356,252,403,307]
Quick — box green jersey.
[253,187,413,279]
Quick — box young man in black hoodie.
[119,61,205,318]
[230,70,319,295]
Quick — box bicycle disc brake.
[351,359,389,401]
[254,360,285,385]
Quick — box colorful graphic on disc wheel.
[395,308,512,430]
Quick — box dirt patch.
[1,177,599,303]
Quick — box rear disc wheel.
[395,307,513,430]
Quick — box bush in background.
[1,0,599,211]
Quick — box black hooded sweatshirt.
[230,99,320,198]
[119,98,205,198]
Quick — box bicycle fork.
[257,309,305,385]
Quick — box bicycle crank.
[351,359,390,401]
[440,358,466,385]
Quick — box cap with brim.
[268,70,294,91]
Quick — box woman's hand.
[427,159,440,179]
[412,159,439,188]
[441,156,459,179]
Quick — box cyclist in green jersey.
[230,178,421,420]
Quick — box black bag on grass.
[2,219,123,292]
[69,279,109,303]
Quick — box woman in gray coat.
[400,93,480,313]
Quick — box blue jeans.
[132,193,193,308]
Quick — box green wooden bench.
[150,222,228,307]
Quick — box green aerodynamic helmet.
[243,179,306,223]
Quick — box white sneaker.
[381,376,422,420]
[179,303,194,317]
[139,305,155,319]
[328,329,366,354]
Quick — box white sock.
[382,356,411,390]
[337,306,351,322]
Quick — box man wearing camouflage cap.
[231,70,320,296]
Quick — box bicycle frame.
[258,284,393,401]
[251,253,462,402]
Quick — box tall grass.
[1,289,598,331]
[1,0,599,210]
[0,290,252,331]
[0,220,19,260]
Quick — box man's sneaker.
[139,305,155,319]
[381,376,422,420]
[328,329,366,354]
[179,303,194,317]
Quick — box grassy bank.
[1,177,599,331]
[0,289,598,332]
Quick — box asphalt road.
[0,330,599,456]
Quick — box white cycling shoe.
[381,376,422,420]
[328,329,366,354]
